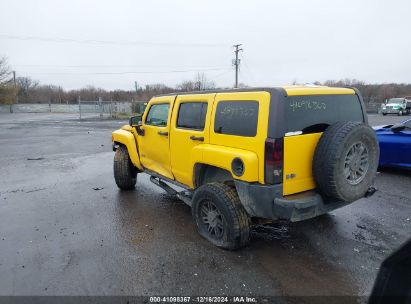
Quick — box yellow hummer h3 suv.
[112,86,379,250]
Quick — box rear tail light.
[265,138,284,184]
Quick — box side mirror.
[129,115,140,127]
[129,115,145,136]
[391,124,405,132]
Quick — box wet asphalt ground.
[0,113,410,298]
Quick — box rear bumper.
[234,181,353,222]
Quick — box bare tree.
[0,57,16,104]
[194,72,216,91]
[0,57,11,84]
[176,80,196,92]
[16,77,39,91]
[320,78,411,103]
[237,82,249,88]
[177,73,216,92]
[16,77,40,101]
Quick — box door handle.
[158,131,169,136]
[190,135,204,142]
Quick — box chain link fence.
[0,100,147,119]
[365,103,383,114]
[79,100,114,119]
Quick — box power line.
[26,67,231,75]
[240,51,255,83]
[213,70,233,79]
[0,34,229,48]
[13,64,229,69]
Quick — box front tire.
[113,146,137,190]
[192,183,250,250]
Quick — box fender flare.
[191,144,260,186]
[112,129,143,171]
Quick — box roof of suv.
[282,85,355,96]
[157,85,355,97]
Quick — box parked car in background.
[374,118,411,169]
[381,98,411,116]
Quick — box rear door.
[282,93,365,195]
[169,94,214,187]
[138,96,175,179]
[210,92,270,184]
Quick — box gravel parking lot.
[0,113,409,298]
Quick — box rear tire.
[113,146,137,190]
[313,122,379,203]
[192,183,250,250]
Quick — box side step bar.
[149,176,192,206]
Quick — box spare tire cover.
[313,121,379,203]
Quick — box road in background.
[369,113,409,126]
[0,113,409,296]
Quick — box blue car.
[373,118,411,168]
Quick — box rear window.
[285,94,363,133]
[214,101,259,137]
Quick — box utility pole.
[12,71,18,104]
[134,81,139,94]
[78,96,81,120]
[233,44,243,88]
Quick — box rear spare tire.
[313,121,379,203]
[114,146,137,190]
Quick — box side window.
[214,101,259,137]
[177,102,208,130]
[145,103,170,126]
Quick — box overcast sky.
[0,0,410,90]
